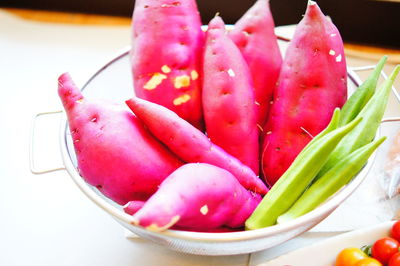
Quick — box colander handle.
[29,110,66,174]
[382,117,400,123]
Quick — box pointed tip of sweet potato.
[57,72,84,111]
[125,97,139,110]
[125,96,148,108]
[126,97,170,120]
[305,0,323,20]
[208,15,225,30]
[58,72,69,82]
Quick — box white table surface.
[0,9,399,266]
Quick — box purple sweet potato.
[229,0,282,126]
[126,97,268,195]
[131,0,204,129]
[58,73,183,205]
[202,16,259,174]
[129,163,262,231]
[261,1,347,186]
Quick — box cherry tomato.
[389,252,400,266]
[336,247,368,266]
[371,237,400,265]
[354,257,383,266]
[391,221,400,242]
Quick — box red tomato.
[391,221,400,242]
[372,237,400,265]
[389,252,400,266]
[354,257,383,266]
[336,247,368,266]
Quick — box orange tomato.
[354,257,383,266]
[336,247,368,266]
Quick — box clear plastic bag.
[311,66,400,232]
[380,128,400,199]
[312,119,400,232]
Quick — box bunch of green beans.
[246,114,361,229]
[338,56,387,127]
[319,61,399,177]
[246,58,399,230]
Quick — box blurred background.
[1,0,399,48]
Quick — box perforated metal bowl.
[58,46,378,256]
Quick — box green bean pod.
[339,56,387,127]
[277,136,386,224]
[319,65,400,177]
[245,116,361,230]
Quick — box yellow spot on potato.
[174,75,191,89]
[329,49,335,56]
[161,65,171,73]
[173,94,191,105]
[190,70,199,80]
[200,205,209,215]
[227,69,235,77]
[144,73,167,90]
[336,54,342,62]
[76,99,84,104]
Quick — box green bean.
[339,56,387,127]
[277,136,386,224]
[245,116,361,229]
[318,65,400,177]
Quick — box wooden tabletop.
[3,8,132,26]
[4,7,399,63]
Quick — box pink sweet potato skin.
[58,73,183,205]
[229,0,282,126]
[131,0,204,129]
[123,201,145,215]
[126,97,268,195]
[202,16,259,174]
[130,163,262,231]
[261,2,347,186]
